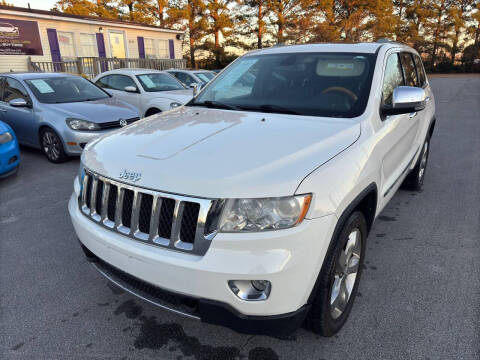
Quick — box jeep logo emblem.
[119,169,141,182]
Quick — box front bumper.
[69,189,337,333]
[61,129,112,156]
[0,139,20,177]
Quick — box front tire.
[40,128,68,163]
[306,211,367,336]
[402,135,430,191]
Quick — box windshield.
[191,52,376,118]
[194,71,215,83]
[136,73,185,92]
[25,76,109,104]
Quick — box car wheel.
[402,135,430,191]
[40,128,68,163]
[306,211,367,336]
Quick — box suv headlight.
[219,194,312,232]
[170,102,182,109]
[0,132,13,144]
[66,118,100,131]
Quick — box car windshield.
[25,76,109,104]
[136,73,185,92]
[191,52,376,118]
[194,71,215,83]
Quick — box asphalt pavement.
[1,75,479,359]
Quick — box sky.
[15,0,58,10]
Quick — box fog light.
[228,280,271,301]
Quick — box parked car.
[0,120,20,178]
[0,72,140,163]
[70,41,435,337]
[93,69,193,118]
[166,69,216,88]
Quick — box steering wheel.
[321,86,358,102]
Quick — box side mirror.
[191,83,199,97]
[124,86,138,93]
[383,86,426,116]
[9,98,29,107]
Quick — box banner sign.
[0,18,43,55]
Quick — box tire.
[40,128,68,163]
[402,135,430,191]
[306,211,367,336]
[145,108,161,117]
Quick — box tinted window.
[136,73,185,92]
[382,53,404,105]
[25,76,110,104]
[194,71,215,83]
[414,55,426,87]
[96,74,137,91]
[3,77,30,103]
[192,53,376,118]
[175,72,195,86]
[400,52,418,87]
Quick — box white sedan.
[93,69,193,117]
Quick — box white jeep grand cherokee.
[69,41,435,336]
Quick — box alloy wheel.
[42,131,60,161]
[330,228,362,319]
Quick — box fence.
[27,57,187,79]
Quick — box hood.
[83,107,360,198]
[155,89,193,104]
[46,97,139,123]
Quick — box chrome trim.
[91,262,201,320]
[383,146,420,197]
[79,169,216,256]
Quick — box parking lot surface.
[1,76,479,359]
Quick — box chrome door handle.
[409,112,417,118]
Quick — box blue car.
[0,120,20,178]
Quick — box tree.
[241,0,269,48]
[169,0,209,67]
[55,0,118,18]
[266,0,304,43]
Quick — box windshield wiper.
[191,100,241,110]
[240,104,301,115]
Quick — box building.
[0,5,185,73]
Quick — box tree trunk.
[157,0,164,27]
[215,30,220,48]
[257,2,263,49]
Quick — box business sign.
[0,18,43,55]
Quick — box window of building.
[57,31,76,58]
[158,39,169,58]
[382,53,404,105]
[144,38,156,58]
[80,33,98,57]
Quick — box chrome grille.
[79,170,217,256]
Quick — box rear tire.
[40,128,68,163]
[306,211,367,336]
[402,135,430,191]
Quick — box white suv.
[69,42,435,336]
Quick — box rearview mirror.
[124,86,138,93]
[9,98,29,107]
[383,86,426,116]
